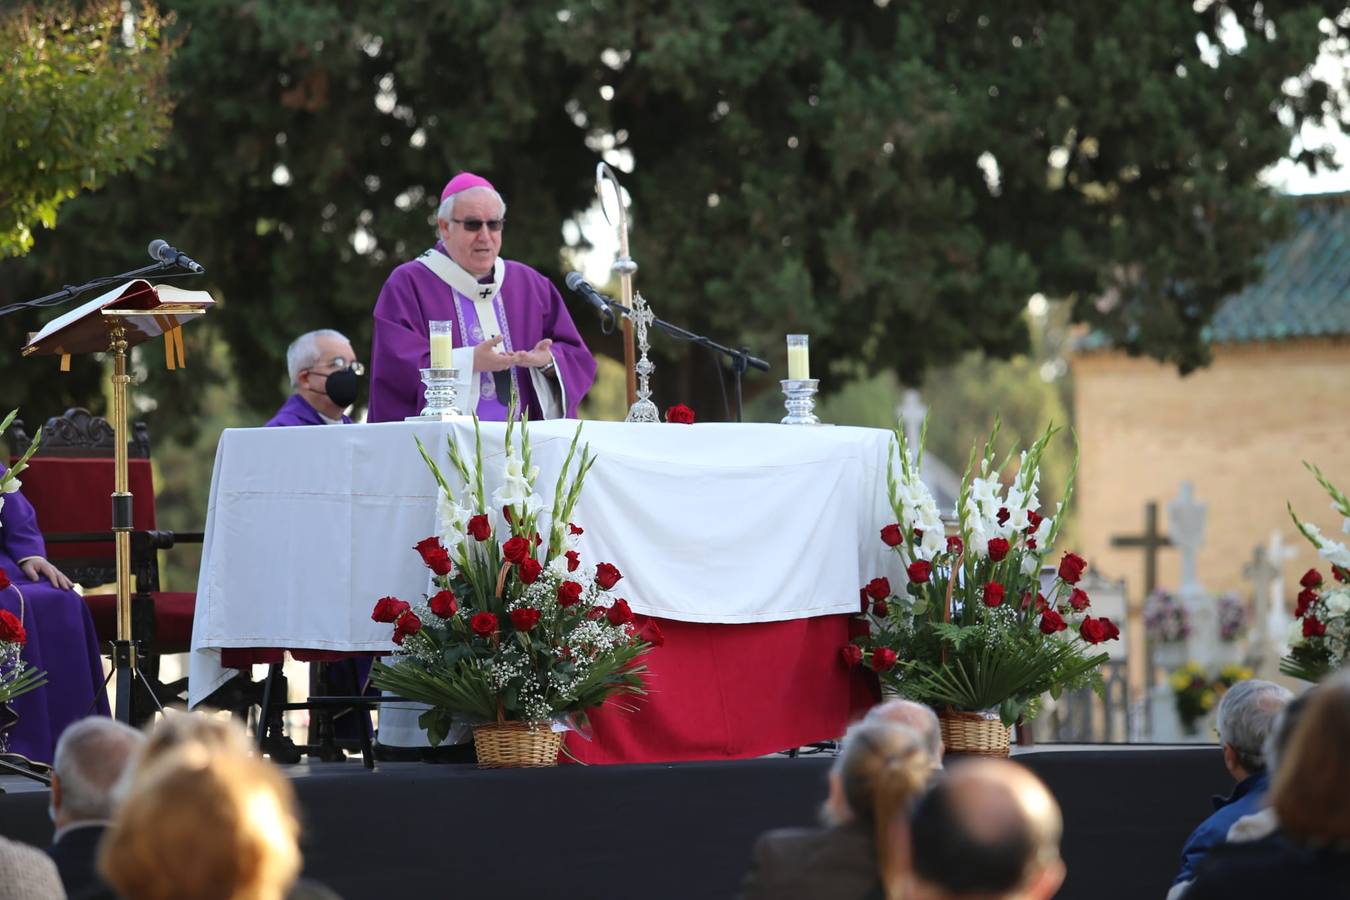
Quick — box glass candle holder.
[429,320,454,369]
[417,367,463,419]
[780,378,820,425]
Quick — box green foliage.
[0,1,177,257]
[0,1,1344,439]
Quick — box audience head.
[50,717,145,829]
[1271,672,1350,846]
[1214,678,1293,779]
[99,743,301,900]
[909,759,1065,900]
[1262,688,1312,775]
[865,699,944,766]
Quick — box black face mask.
[321,368,360,408]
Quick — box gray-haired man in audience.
[46,717,145,900]
[1170,679,1292,893]
[865,699,944,768]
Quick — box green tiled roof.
[1207,192,1350,343]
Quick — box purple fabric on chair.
[0,463,110,765]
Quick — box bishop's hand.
[472,336,515,372]
[514,339,554,370]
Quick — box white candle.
[786,334,810,380]
[429,320,454,369]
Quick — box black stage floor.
[0,744,1228,899]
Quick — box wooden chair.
[6,407,200,725]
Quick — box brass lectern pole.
[106,321,141,724]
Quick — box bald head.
[865,700,943,766]
[910,760,1065,900]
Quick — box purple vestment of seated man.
[0,463,109,764]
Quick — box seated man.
[1171,679,1292,891]
[0,463,110,765]
[864,698,944,768]
[47,716,145,900]
[908,759,1066,900]
[266,329,362,426]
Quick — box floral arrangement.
[368,411,653,746]
[664,404,695,424]
[1216,593,1249,643]
[845,422,1119,727]
[1169,662,1252,734]
[1282,463,1350,682]
[1143,588,1190,645]
[0,587,46,718]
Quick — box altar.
[188,418,902,761]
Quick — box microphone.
[564,272,615,318]
[147,239,206,274]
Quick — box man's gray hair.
[286,329,349,387]
[1216,679,1293,773]
[436,185,507,232]
[52,717,145,822]
[864,699,943,765]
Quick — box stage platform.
[0,744,1228,899]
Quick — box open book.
[22,279,213,358]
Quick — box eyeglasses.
[450,217,505,233]
[310,357,365,376]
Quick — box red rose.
[502,506,514,524]
[595,562,622,590]
[1336,567,1349,584]
[372,597,411,623]
[429,590,458,618]
[585,606,605,621]
[1079,616,1108,644]
[414,536,442,561]
[907,561,932,584]
[983,582,1006,608]
[638,619,666,647]
[873,599,889,618]
[0,568,10,591]
[1039,609,1068,634]
[880,524,904,547]
[1296,588,1317,618]
[664,404,696,424]
[606,598,634,626]
[1100,617,1120,641]
[1026,538,1038,550]
[568,523,584,536]
[996,506,1010,526]
[467,515,491,541]
[0,609,25,645]
[518,558,543,584]
[912,528,924,541]
[565,550,581,572]
[1021,592,1049,613]
[470,611,498,637]
[533,532,543,548]
[1303,616,1327,638]
[840,644,863,667]
[1058,552,1087,584]
[1300,568,1323,589]
[946,535,964,556]
[502,536,531,564]
[510,607,541,632]
[987,538,1010,562]
[392,611,422,645]
[1068,588,1090,612]
[557,581,583,607]
[1026,510,1044,531]
[871,647,898,673]
[865,577,892,601]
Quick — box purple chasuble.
[368,245,597,423]
[0,463,109,764]
[265,394,352,427]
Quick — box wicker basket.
[472,721,562,768]
[938,709,1011,757]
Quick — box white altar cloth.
[188,419,899,706]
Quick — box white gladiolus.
[1,478,20,494]
[1342,516,1350,536]
[1318,539,1350,569]
[1021,554,1040,576]
[437,492,471,550]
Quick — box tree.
[0,1,177,257]
[0,1,1344,436]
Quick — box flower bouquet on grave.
[844,421,1119,756]
[368,407,653,767]
[1281,463,1350,682]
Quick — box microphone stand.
[0,260,177,318]
[594,295,768,423]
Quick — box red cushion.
[83,591,195,650]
